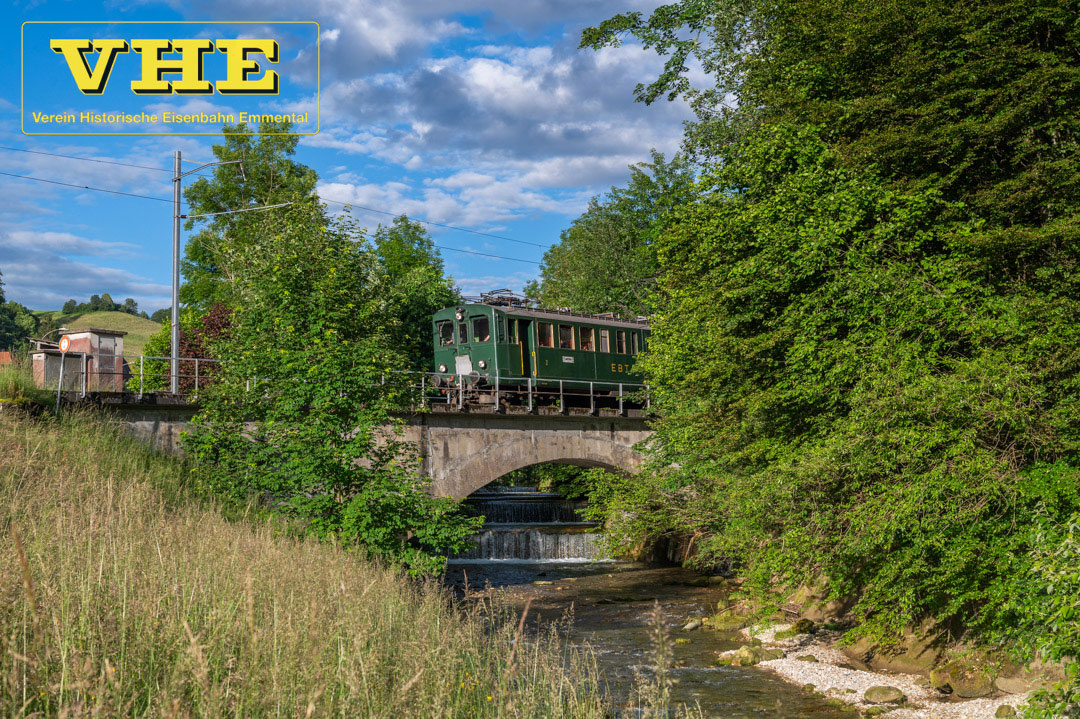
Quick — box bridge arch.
[402,412,652,499]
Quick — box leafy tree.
[183,200,479,574]
[526,151,693,317]
[149,308,169,324]
[0,271,20,349]
[583,0,1080,679]
[581,0,1080,266]
[62,299,77,314]
[372,216,459,370]
[88,294,102,311]
[121,297,138,315]
[134,304,230,392]
[181,120,320,308]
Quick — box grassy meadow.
[0,409,608,718]
[33,311,161,355]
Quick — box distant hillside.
[37,310,162,355]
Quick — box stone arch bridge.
[88,395,652,498]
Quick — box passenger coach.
[431,292,649,406]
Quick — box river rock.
[930,661,993,697]
[796,654,818,663]
[995,675,1045,694]
[683,618,703,631]
[863,686,904,704]
[711,613,751,631]
[864,707,891,717]
[730,645,784,666]
[995,706,1016,718]
[532,580,554,585]
[775,618,817,640]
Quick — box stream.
[445,487,848,718]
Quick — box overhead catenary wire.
[0,170,174,203]
[0,144,552,250]
[0,168,541,265]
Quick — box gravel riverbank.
[722,624,1030,719]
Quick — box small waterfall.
[454,487,602,562]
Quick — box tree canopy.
[180,120,320,308]
[578,0,1080,701]
[184,200,478,574]
[526,151,693,318]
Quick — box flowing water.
[445,487,848,718]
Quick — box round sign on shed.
[58,335,71,353]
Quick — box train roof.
[446,301,650,330]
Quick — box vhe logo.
[50,38,280,95]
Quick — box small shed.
[31,328,128,392]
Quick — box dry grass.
[0,411,607,718]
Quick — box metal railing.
[36,350,221,398]
[41,352,649,414]
[407,371,648,415]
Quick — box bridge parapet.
[66,392,652,498]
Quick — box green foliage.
[494,463,596,500]
[526,151,694,317]
[1023,511,1080,717]
[0,270,39,350]
[132,309,203,392]
[583,0,1080,673]
[181,120,320,309]
[372,215,459,370]
[0,360,49,406]
[588,123,1080,648]
[183,200,479,575]
[149,308,169,324]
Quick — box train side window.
[558,324,575,349]
[437,321,454,346]
[539,322,554,348]
[472,316,490,342]
[497,316,505,342]
[631,332,640,355]
[616,330,627,354]
[580,327,595,351]
[599,329,610,353]
[458,322,468,344]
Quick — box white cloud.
[0,229,170,311]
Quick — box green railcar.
[431,300,649,398]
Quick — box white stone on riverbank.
[734,624,1031,719]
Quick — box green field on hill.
[34,310,162,355]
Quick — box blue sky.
[1,0,691,312]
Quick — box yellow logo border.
[21,20,321,136]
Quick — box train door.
[516,319,533,376]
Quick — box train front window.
[599,329,610,353]
[458,322,468,344]
[437,321,454,346]
[539,322,554,348]
[472,316,490,342]
[631,332,640,355]
[580,327,595,351]
[616,330,627,354]
[558,324,575,349]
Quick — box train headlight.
[455,310,464,320]
[438,364,447,373]
[478,360,487,369]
